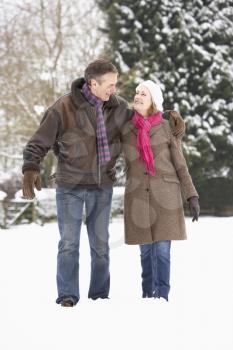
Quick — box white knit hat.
[136,80,164,111]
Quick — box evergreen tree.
[98,0,233,211]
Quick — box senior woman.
[121,80,200,301]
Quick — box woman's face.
[133,86,153,116]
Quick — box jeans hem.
[154,295,169,301]
[142,292,154,298]
[89,295,109,300]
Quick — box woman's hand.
[188,196,200,222]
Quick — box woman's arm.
[169,132,198,201]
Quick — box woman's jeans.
[55,186,113,304]
[139,240,171,301]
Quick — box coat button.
[146,188,149,192]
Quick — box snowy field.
[0,216,233,350]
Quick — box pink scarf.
[132,111,163,176]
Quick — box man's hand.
[188,196,200,222]
[167,110,186,138]
[22,170,42,199]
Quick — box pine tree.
[98,0,233,211]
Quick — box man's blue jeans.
[139,240,171,301]
[55,186,113,304]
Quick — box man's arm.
[22,108,60,173]
[22,108,60,199]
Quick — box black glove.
[188,196,200,222]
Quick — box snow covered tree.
[0,0,106,188]
[98,0,233,211]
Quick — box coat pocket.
[163,176,180,184]
[58,133,89,160]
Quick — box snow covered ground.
[0,216,233,350]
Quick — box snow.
[11,187,125,220]
[14,186,125,200]
[15,188,55,201]
[134,20,142,30]
[113,186,124,196]
[181,99,191,109]
[227,134,233,145]
[115,52,130,73]
[34,105,45,115]
[218,166,230,177]
[0,171,12,183]
[183,144,201,157]
[0,216,233,349]
[0,109,4,117]
[155,34,162,41]
[39,72,51,81]
[187,115,202,128]
[0,190,7,200]
[119,28,130,35]
[139,0,146,5]
[119,5,135,20]
[211,125,226,136]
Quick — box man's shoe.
[60,298,75,307]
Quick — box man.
[22,59,185,307]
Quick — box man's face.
[90,72,118,101]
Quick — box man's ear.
[90,79,98,88]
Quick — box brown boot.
[60,298,75,307]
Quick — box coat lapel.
[149,122,164,137]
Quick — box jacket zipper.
[97,137,101,186]
[98,160,101,187]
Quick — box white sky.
[0,216,233,349]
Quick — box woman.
[121,80,200,301]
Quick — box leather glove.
[22,169,42,199]
[188,196,200,222]
[167,110,186,138]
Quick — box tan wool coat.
[120,118,198,245]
